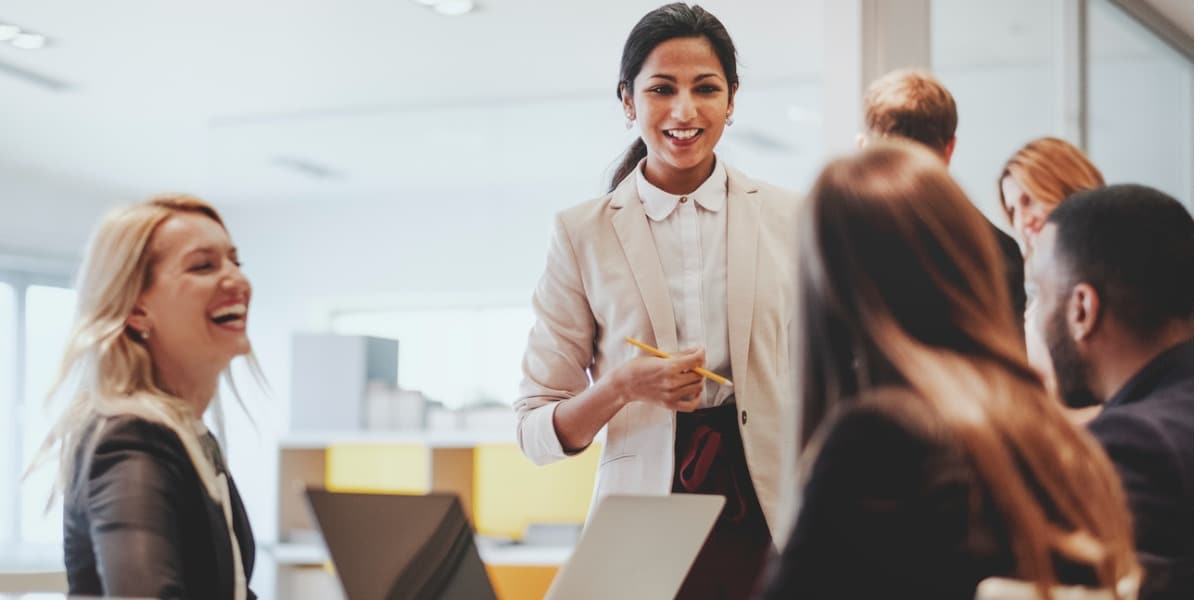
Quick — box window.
[19,284,78,543]
[331,305,534,409]
[0,282,15,545]
[1088,0,1193,209]
[932,0,1064,226]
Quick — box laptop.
[305,489,723,600]
[543,493,725,600]
[305,489,496,600]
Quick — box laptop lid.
[544,493,724,600]
[304,489,497,600]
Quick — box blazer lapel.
[610,175,679,352]
[203,490,237,598]
[726,167,760,391]
[227,475,256,580]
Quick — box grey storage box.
[289,333,398,432]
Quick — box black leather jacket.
[63,415,256,599]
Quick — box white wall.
[0,163,133,263]
[217,180,592,546]
[939,64,1062,228]
[1089,55,1194,209]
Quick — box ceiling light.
[433,0,476,16]
[10,32,47,50]
[0,24,20,42]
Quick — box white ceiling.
[0,0,1187,209]
[0,0,824,206]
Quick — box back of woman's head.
[609,3,738,191]
[803,140,1020,379]
[998,137,1104,224]
[33,195,231,501]
[798,140,1137,594]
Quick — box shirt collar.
[1105,339,1194,408]
[635,158,728,222]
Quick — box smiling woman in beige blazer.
[513,4,799,598]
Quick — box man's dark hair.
[1047,184,1193,336]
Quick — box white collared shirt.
[635,158,734,408]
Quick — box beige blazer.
[514,165,801,544]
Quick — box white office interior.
[0,1,1191,598]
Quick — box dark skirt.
[673,403,774,600]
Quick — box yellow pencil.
[624,337,733,387]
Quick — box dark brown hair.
[1047,184,1192,337]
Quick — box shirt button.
[741,410,748,425]
[679,196,688,204]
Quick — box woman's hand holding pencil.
[608,342,710,413]
[624,338,733,387]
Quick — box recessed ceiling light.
[0,23,20,42]
[11,32,47,50]
[433,0,476,16]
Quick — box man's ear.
[943,136,957,165]
[1067,283,1101,342]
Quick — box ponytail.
[609,138,648,193]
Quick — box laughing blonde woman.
[31,196,258,599]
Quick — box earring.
[625,115,635,130]
[726,116,734,127]
[140,329,151,341]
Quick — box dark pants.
[673,404,774,600]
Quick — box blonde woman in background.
[30,196,258,599]
[999,137,1104,413]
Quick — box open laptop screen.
[305,489,497,600]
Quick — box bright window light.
[20,284,77,543]
[10,32,46,50]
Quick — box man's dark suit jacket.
[64,415,256,599]
[1089,341,1193,600]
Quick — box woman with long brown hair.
[761,141,1138,599]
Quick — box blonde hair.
[797,141,1137,597]
[29,195,259,504]
[998,137,1105,224]
[863,69,957,153]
